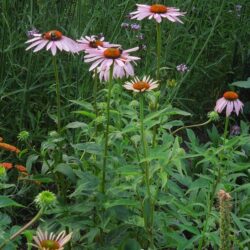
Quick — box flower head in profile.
[214,91,244,117]
[123,76,158,92]
[130,4,186,23]
[31,228,72,250]
[84,46,140,81]
[77,35,118,52]
[25,30,79,56]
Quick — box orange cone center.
[103,48,122,59]
[89,40,104,48]
[133,81,150,91]
[41,240,60,249]
[42,30,63,41]
[223,91,238,101]
[150,4,168,14]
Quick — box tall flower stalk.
[140,94,154,248]
[101,65,114,194]
[156,23,162,80]
[123,76,158,248]
[52,56,61,132]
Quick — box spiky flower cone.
[217,190,232,250]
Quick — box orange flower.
[0,142,20,154]
[0,162,13,170]
[15,164,27,173]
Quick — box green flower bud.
[208,111,220,121]
[35,191,57,209]
[17,131,30,141]
[49,131,59,138]
[167,79,177,88]
[129,100,139,108]
[0,166,6,177]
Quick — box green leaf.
[65,121,88,129]
[72,110,96,119]
[72,142,102,155]
[104,199,139,209]
[54,164,76,182]
[231,80,250,88]
[0,196,24,208]
[70,100,94,111]
[121,239,141,250]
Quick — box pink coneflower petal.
[33,40,48,52]
[51,43,57,56]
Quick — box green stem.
[198,165,222,250]
[156,23,161,80]
[101,65,114,194]
[140,94,154,248]
[172,119,212,135]
[93,69,98,118]
[152,23,162,148]
[52,56,61,132]
[0,208,44,249]
[223,117,229,140]
[198,115,228,249]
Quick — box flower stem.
[52,56,61,132]
[140,94,154,248]
[172,119,212,135]
[93,69,98,118]
[156,23,161,80]
[152,23,162,148]
[101,65,114,194]
[223,116,229,140]
[0,208,44,249]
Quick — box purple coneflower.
[130,4,186,23]
[84,46,140,81]
[77,35,117,51]
[214,91,244,117]
[25,30,79,56]
[31,228,72,250]
[123,76,158,92]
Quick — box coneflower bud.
[207,111,220,121]
[17,131,30,141]
[35,191,57,209]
